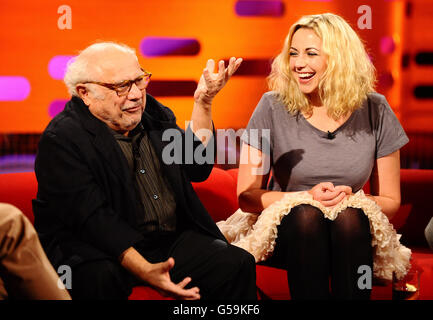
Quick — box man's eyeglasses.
[84,69,152,97]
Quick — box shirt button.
[139,169,146,174]
[153,194,159,200]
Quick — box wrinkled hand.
[194,57,243,105]
[308,182,352,207]
[142,257,200,300]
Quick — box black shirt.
[111,124,177,233]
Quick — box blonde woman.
[235,13,409,299]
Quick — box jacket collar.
[65,94,181,193]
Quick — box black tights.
[264,204,373,300]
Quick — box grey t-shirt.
[241,91,409,193]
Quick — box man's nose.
[128,83,143,100]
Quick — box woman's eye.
[289,52,297,56]
[307,52,318,56]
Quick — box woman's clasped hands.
[308,182,352,207]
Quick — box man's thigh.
[167,230,253,289]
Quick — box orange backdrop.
[0,0,404,133]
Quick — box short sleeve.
[240,93,274,154]
[375,97,409,159]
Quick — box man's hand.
[120,247,200,300]
[193,57,242,106]
[308,182,352,207]
[141,257,200,300]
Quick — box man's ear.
[76,84,91,106]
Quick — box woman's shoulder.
[361,92,401,127]
[262,91,279,99]
[356,92,392,118]
[366,92,388,107]
[364,92,398,117]
[259,91,287,111]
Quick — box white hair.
[64,42,138,96]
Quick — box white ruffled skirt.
[216,190,411,281]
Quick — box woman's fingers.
[320,191,346,207]
[320,182,335,191]
[335,185,352,195]
[320,190,340,200]
[309,183,352,207]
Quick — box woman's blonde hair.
[268,13,376,120]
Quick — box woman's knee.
[280,204,327,237]
[332,207,371,242]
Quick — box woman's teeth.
[299,72,315,79]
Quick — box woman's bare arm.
[368,150,402,220]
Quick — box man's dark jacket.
[33,94,226,268]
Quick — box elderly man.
[33,42,256,300]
